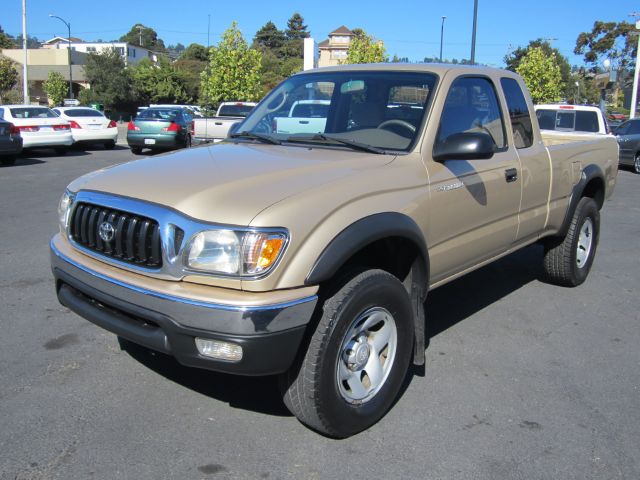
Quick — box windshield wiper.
[286,134,386,154]
[228,131,281,145]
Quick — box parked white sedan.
[52,107,119,149]
[0,105,73,154]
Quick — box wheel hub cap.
[344,336,371,371]
[576,217,593,268]
[336,307,398,403]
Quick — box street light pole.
[630,22,640,118]
[470,0,478,64]
[49,14,73,99]
[22,0,28,103]
[439,16,446,62]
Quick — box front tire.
[634,153,640,174]
[1,156,16,166]
[280,269,414,438]
[543,197,599,287]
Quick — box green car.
[127,107,193,154]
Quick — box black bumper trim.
[56,272,308,376]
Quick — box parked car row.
[0,104,118,164]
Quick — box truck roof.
[300,62,519,78]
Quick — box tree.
[0,57,19,102]
[280,13,310,59]
[79,48,132,108]
[575,21,635,70]
[285,13,309,40]
[344,30,387,64]
[0,25,16,49]
[505,39,571,89]
[132,57,188,104]
[174,59,207,101]
[13,34,40,49]
[200,22,262,105]
[516,47,563,103]
[574,21,636,98]
[43,71,67,106]
[180,43,209,62]
[253,21,286,52]
[120,24,166,51]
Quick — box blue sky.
[3,0,638,67]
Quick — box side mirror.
[433,132,496,161]
[228,121,241,136]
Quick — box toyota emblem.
[98,221,115,242]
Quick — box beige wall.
[1,48,87,66]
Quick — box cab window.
[436,77,506,149]
[500,77,534,148]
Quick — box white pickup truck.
[192,102,256,143]
[535,104,610,135]
[273,100,330,134]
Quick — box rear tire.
[280,269,414,438]
[130,147,143,155]
[1,156,16,166]
[634,153,640,174]
[543,197,599,287]
[54,147,67,155]
[104,140,116,150]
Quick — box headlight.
[58,190,74,231]
[185,229,287,277]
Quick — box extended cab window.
[500,77,533,148]
[436,77,506,149]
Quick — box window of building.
[500,77,534,148]
[86,46,96,52]
[116,47,125,56]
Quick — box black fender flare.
[557,164,605,238]
[305,212,429,286]
[304,212,430,366]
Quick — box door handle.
[505,168,518,183]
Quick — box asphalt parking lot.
[1,146,639,480]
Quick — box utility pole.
[439,16,446,62]
[137,25,144,46]
[630,13,640,118]
[470,0,478,64]
[22,0,28,103]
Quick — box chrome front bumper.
[50,238,317,375]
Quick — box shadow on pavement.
[118,336,292,417]
[424,244,543,341]
[118,244,544,418]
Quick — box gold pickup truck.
[50,64,618,438]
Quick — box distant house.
[42,37,158,66]
[318,26,355,67]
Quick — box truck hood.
[68,143,395,225]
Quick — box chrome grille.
[69,202,162,268]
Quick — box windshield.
[63,109,104,118]
[218,104,255,117]
[10,107,57,119]
[136,108,180,121]
[238,71,437,151]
